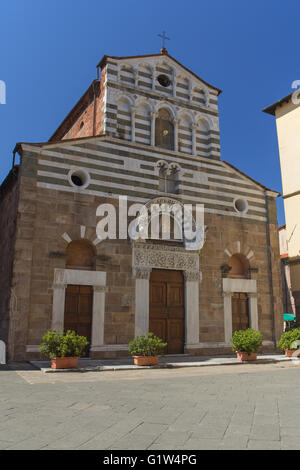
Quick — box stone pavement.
[1,361,300,450]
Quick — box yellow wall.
[275,101,300,258]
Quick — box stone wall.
[7,145,283,361]
[0,167,20,348]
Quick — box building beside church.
[264,93,300,325]
[0,48,283,361]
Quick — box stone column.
[131,107,136,142]
[184,272,200,346]
[133,267,152,337]
[174,118,179,152]
[223,291,233,344]
[173,73,177,97]
[91,285,106,349]
[133,68,138,88]
[52,284,66,331]
[150,111,156,147]
[248,292,259,330]
[192,122,197,155]
[152,72,156,91]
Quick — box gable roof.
[97,51,222,95]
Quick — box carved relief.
[133,243,200,273]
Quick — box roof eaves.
[15,133,108,152]
[262,92,293,116]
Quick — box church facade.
[0,49,283,361]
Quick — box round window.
[68,168,90,189]
[157,74,171,87]
[234,198,248,214]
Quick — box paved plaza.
[1,361,300,450]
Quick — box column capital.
[248,292,258,299]
[184,271,200,282]
[223,291,233,298]
[53,283,66,290]
[132,267,152,280]
[93,285,106,293]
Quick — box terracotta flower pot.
[133,356,159,366]
[236,351,257,362]
[51,357,79,369]
[285,349,300,357]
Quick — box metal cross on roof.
[158,31,170,50]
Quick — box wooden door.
[149,270,184,354]
[232,292,249,333]
[64,285,93,356]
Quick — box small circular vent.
[68,168,90,189]
[234,198,248,214]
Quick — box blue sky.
[0,0,299,225]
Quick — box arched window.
[155,108,174,150]
[228,254,249,279]
[66,240,95,270]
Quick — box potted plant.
[277,328,300,357]
[40,329,89,369]
[128,332,167,366]
[231,328,263,362]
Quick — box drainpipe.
[264,190,276,346]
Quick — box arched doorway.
[64,240,96,355]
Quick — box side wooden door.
[64,285,93,356]
[232,292,249,333]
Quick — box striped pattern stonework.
[178,119,193,154]
[176,77,190,101]
[135,105,151,145]
[119,65,135,86]
[28,136,268,222]
[138,65,153,90]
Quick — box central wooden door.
[149,269,185,354]
[64,285,93,356]
[232,292,249,333]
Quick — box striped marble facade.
[25,135,269,223]
[104,55,221,159]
